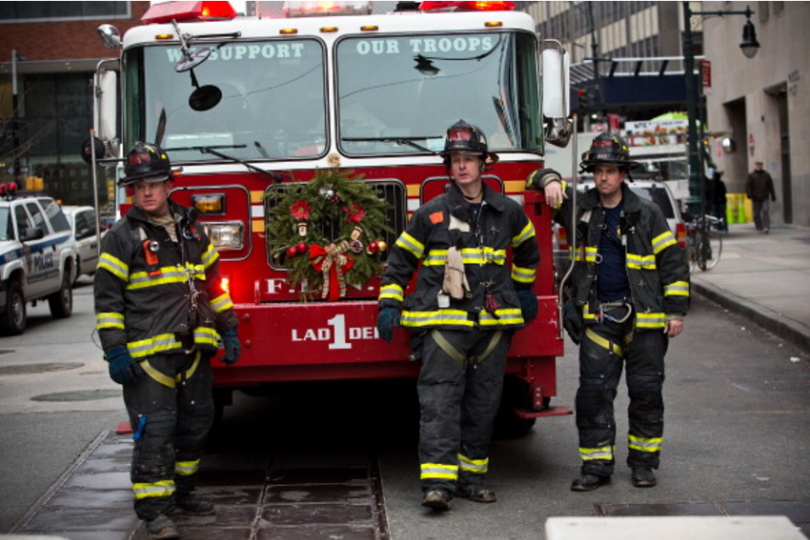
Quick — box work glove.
[377,307,400,343]
[105,346,142,385]
[516,288,538,324]
[526,168,562,191]
[220,328,241,365]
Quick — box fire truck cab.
[91,0,572,436]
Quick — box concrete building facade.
[702,1,810,227]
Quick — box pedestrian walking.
[531,133,690,491]
[94,142,241,540]
[745,160,776,233]
[376,120,540,511]
[706,169,728,233]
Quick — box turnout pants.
[576,313,667,477]
[123,351,215,520]
[417,328,511,494]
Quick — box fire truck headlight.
[203,222,244,250]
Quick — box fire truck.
[90,0,573,435]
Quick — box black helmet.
[579,133,638,173]
[119,142,180,186]
[441,120,498,164]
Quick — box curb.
[692,280,810,353]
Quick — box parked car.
[62,205,104,284]
[553,178,687,283]
[0,188,77,335]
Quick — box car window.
[75,210,95,239]
[41,200,71,233]
[14,205,32,236]
[0,208,11,241]
[26,202,50,236]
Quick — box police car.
[0,184,78,335]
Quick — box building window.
[773,2,784,16]
[0,2,129,22]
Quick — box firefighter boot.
[631,467,657,488]
[421,489,451,511]
[457,483,497,503]
[175,493,215,516]
[146,514,180,540]
[571,474,611,492]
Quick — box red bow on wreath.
[309,241,355,301]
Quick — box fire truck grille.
[265,180,407,270]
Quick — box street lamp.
[682,3,759,218]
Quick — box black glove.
[105,346,142,385]
[516,288,538,323]
[377,307,400,343]
[562,298,583,345]
[220,328,241,365]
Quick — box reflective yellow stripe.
[127,267,189,289]
[580,445,614,461]
[401,309,473,328]
[201,244,218,269]
[665,280,690,297]
[133,480,175,499]
[511,264,535,283]
[96,312,124,330]
[635,312,666,329]
[511,221,535,247]
[423,249,447,266]
[396,231,424,259]
[570,246,598,262]
[98,253,129,281]
[627,254,656,270]
[652,231,676,254]
[420,463,459,480]
[127,333,183,359]
[175,459,200,476]
[423,248,506,266]
[628,434,662,453]
[195,326,219,348]
[458,454,488,474]
[378,283,404,302]
[211,292,234,313]
[479,308,523,326]
[585,327,623,357]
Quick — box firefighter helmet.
[119,142,181,186]
[579,133,639,173]
[440,120,498,164]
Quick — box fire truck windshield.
[124,39,328,162]
[336,31,541,156]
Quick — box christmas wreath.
[267,168,391,301]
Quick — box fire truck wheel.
[494,376,537,439]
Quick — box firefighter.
[529,133,689,491]
[377,120,540,510]
[94,142,240,540]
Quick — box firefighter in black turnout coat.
[377,121,540,511]
[94,142,240,540]
[531,133,689,492]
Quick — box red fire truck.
[91,0,573,435]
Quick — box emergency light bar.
[283,1,372,18]
[419,1,516,11]
[141,1,238,24]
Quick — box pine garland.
[267,168,391,300]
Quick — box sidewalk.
[689,222,810,352]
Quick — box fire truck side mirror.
[542,42,572,148]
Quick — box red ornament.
[367,241,379,253]
[296,242,308,254]
[286,246,298,258]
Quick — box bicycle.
[685,214,723,272]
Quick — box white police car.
[0,184,78,335]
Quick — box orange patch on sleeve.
[429,211,444,224]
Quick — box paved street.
[1,223,809,539]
